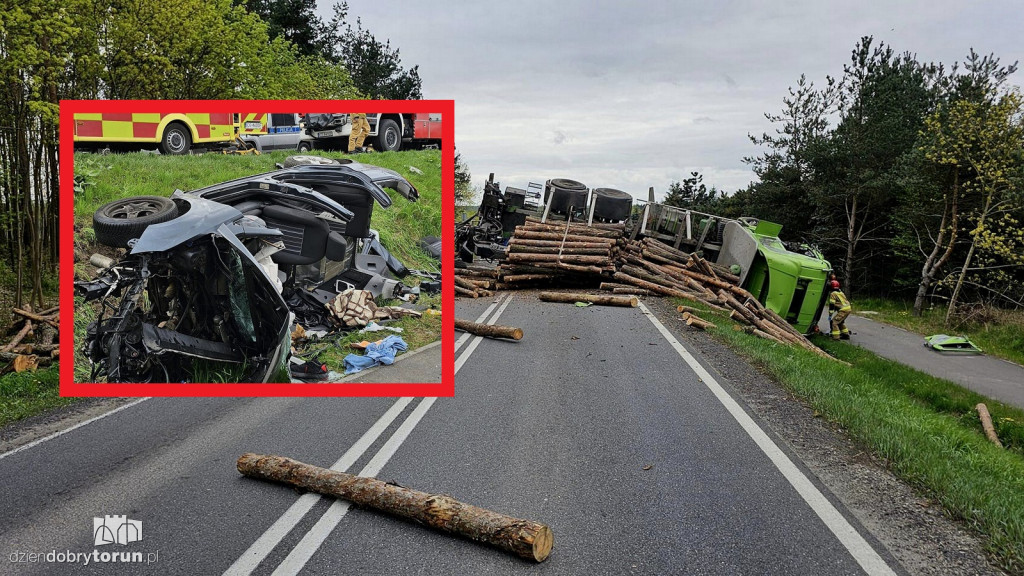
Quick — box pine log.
[509,239,615,249]
[539,291,638,307]
[676,305,699,315]
[502,274,556,283]
[620,265,689,292]
[508,245,610,256]
[520,220,621,238]
[237,453,551,562]
[506,253,611,265]
[730,310,752,325]
[455,318,523,340]
[752,328,786,344]
[976,403,1003,448]
[599,282,634,291]
[0,320,33,353]
[681,312,716,330]
[612,287,651,296]
[612,272,701,303]
[460,278,495,289]
[513,230,617,243]
[454,285,478,298]
[12,308,58,327]
[455,268,499,279]
[454,276,482,291]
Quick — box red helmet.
[829,280,840,290]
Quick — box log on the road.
[454,318,523,340]
[237,453,553,562]
[539,291,638,308]
[455,285,478,298]
[976,403,1003,448]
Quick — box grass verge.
[74,149,442,271]
[0,367,70,428]
[676,298,1024,573]
[855,297,1024,367]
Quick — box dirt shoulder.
[644,296,1004,576]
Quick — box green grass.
[680,299,1024,573]
[856,297,1024,367]
[74,149,442,270]
[0,367,71,428]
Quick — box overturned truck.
[76,157,433,383]
[457,175,832,335]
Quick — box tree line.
[665,37,1023,320]
[0,0,422,315]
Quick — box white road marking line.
[266,292,515,575]
[270,397,438,576]
[638,303,896,576]
[454,294,514,374]
[454,294,506,353]
[222,397,414,576]
[0,397,151,461]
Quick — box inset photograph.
[66,105,450,392]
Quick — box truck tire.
[546,178,588,214]
[93,196,179,248]
[374,118,401,152]
[159,123,192,155]
[297,140,312,152]
[592,188,632,221]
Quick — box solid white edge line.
[0,397,151,461]
[222,397,414,576]
[454,294,514,374]
[637,303,895,576]
[271,397,439,576]
[454,294,505,353]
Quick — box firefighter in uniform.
[827,279,852,340]
[348,113,371,152]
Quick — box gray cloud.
[322,0,1021,200]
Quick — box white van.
[240,113,315,152]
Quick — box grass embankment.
[678,299,1024,573]
[0,367,68,428]
[72,149,443,383]
[74,149,442,271]
[855,297,1024,366]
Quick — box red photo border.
[59,100,454,397]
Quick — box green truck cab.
[716,219,831,334]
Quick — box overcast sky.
[318,0,1020,201]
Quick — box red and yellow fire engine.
[72,113,270,155]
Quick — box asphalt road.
[818,313,1024,409]
[0,294,900,575]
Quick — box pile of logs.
[496,220,622,289]
[454,221,840,360]
[1,304,59,373]
[453,266,497,298]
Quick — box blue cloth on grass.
[343,335,409,375]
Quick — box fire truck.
[72,113,270,155]
[304,113,443,152]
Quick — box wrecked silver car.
[75,158,430,383]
